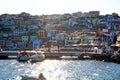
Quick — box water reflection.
[0,60,120,80]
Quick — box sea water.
[0,60,120,80]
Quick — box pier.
[0,50,100,59]
[0,50,120,63]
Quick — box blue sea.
[0,60,120,80]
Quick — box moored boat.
[30,50,45,62]
[17,51,30,62]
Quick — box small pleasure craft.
[30,50,45,62]
[17,51,30,62]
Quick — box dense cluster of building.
[0,11,120,51]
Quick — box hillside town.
[0,11,120,55]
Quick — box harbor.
[0,50,98,59]
[0,50,120,64]
[1,60,120,80]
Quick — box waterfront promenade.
[0,50,101,59]
[0,50,120,64]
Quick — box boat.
[30,50,45,62]
[21,73,47,80]
[17,51,30,62]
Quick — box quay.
[0,51,120,63]
[0,50,120,64]
[0,50,101,59]
[0,51,90,59]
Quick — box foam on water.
[0,60,120,80]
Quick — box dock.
[0,50,109,60]
[0,51,120,63]
[0,50,101,59]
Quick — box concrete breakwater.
[0,51,120,64]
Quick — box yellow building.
[38,27,46,38]
[38,27,50,42]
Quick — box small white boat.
[30,51,45,62]
[17,51,30,62]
